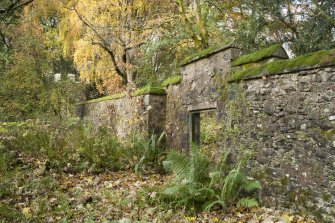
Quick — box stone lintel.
[188,102,217,112]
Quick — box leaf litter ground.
[0,155,316,223]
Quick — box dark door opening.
[189,109,218,147]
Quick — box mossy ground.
[161,76,182,87]
[228,48,335,82]
[232,44,283,66]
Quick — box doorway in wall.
[189,109,220,158]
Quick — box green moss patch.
[320,129,335,140]
[161,76,182,87]
[181,42,234,66]
[228,48,335,82]
[76,93,126,105]
[76,87,166,105]
[131,86,166,97]
[232,44,284,66]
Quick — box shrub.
[0,142,13,174]
[1,120,128,173]
[0,204,24,222]
[135,132,166,175]
[160,145,261,212]
[0,120,167,174]
[160,145,214,211]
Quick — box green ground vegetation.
[0,119,316,222]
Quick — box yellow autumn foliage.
[57,0,175,93]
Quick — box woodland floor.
[0,154,317,223]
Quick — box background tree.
[60,0,176,93]
[230,0,335,55]
[0,0,83,121]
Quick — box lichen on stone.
[232,44,285,66]
[161,76,182,87]
[320,129,335,140]
[228,48,335,82]
[131,86,166,96]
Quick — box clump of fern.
[203,147,262,210]
[160,145,261,212]
[160,144,214,211]
[134,132,166,175]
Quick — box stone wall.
[165,46,241,150]
[76,94,166,138]
[226,68,335,221]
[76,45,335,221]
[165,46,334,221]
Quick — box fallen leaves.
[21,207,32,219]
[0,158,317,223]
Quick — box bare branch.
[0,30,10,49]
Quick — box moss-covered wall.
[75,44,335,221]
[225,68,335,222]
[75,94,166,138]
[165,46,241,150]
[166,45,335,222]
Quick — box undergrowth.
[159,145,261,213]
[0,120,164,174]
[135,132,166,175]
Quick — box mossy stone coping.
[131,86,166,97]
[76,87,166,105]
[161,75,182,87]
[228,48,335,82]
[232,44,286,66]
[75,93,126,105]
[181,42,235,66]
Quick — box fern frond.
[163,150,190,181]
[157,132,166,146]
[202,199,225,211]
[209,171,221,188]
[241,180,262,192]
[161,184,189,201]
[193,187,215,200]
[237,197,259,208]
[134,155,146,175]
[222,168,244,198]
[189,144,211,184]
[216,148,232,173]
